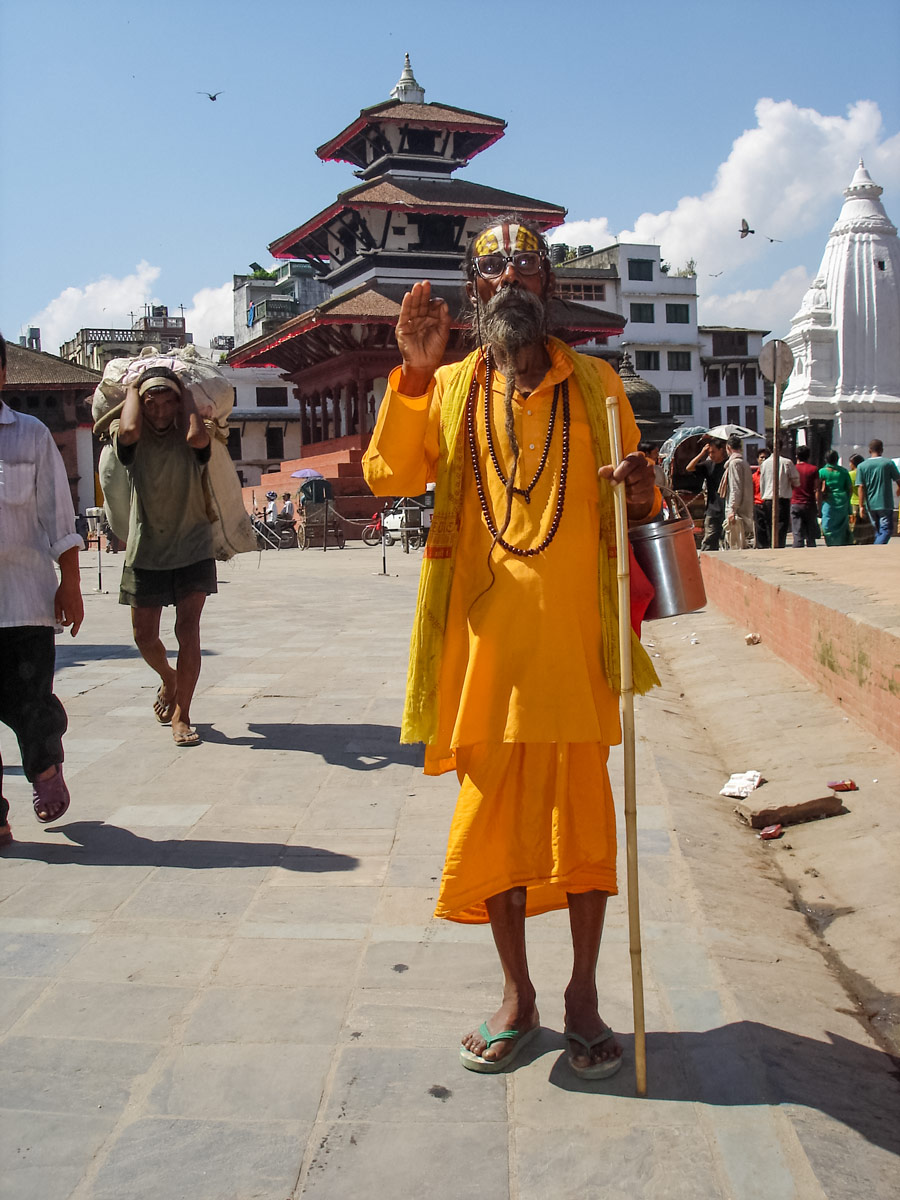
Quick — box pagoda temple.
[229,57,625,495]
[781,161,900,461]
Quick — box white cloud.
[548,217,615,250]
[552,98,899,278]
[701,265,811,338]
[184,282,233,350]
[26,265,234,357]
[28,262,161,355]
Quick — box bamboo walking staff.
[604,388,648,1098]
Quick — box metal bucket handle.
[658,487,693,524]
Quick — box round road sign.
[759,339,794,385]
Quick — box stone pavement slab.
[1,548,897,1198]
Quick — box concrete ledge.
[699,547,900,753]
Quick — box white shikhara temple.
[781,162,900,461]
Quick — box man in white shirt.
[758,451,800,548]
[0,333,84,844]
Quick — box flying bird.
[197,91,224,101]
[709,271,724,278]
[740,218,782,243]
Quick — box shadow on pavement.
[529,1023,900,1157]
[0,820,360,873]
[55,644,216,668]
[199,722,424,771]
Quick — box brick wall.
[700,555,900,753]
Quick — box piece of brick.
[733,782,845,829]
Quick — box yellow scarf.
[401,337,659,745]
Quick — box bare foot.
[564,986,622,1072]
[461,998,540,1064]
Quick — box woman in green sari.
[818,450,853,546]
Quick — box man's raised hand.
[396,281,451,395]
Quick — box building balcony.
[250,298,301,327]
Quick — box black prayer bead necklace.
[465,353,570,558]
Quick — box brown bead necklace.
[466,353,570,558]
[483,351,559,504]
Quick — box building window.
[667,351,692,371]
[744,367,757,395]
[257,387,288,407]
[727,405,740,424]
[628,258,654,281]
[556,282,606,302]
[669,393,693,415]
[711,331,748,356]
[630,303,655,323]
[745,406,758,431]
[634,350,660,371]
[227,428,242,461]
[707,369,721,398]
[265,428,284,460]
[666,304,690,324]
[708,406,722,426]
[725,368,739,397]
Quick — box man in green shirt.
[856,439,900,545]
[114,367,216,746]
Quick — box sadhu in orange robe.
[363,342,654,923]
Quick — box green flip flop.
[565,1027,624,1080]
[460,1022,540,1073]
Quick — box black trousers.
[0,626,68,824]
[754,503,770,549]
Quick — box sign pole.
[758,340,795,548]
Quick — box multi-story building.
[216,365,302,488]
[60,306,190,372]
[552,242,703,427]
[698,326,769,456]
[232,262,331,350]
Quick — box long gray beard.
[479,287,548,360]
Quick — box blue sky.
[2,0,898,351]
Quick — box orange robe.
[363,344,642,922]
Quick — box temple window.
[409,214,457,251]
[708,406,722,426]
[227,429,242,460]
[727,405,741,424]
[745,406,759,431]
[635,350,660,371]
[707,369,721,397]
[725,368,740,396]
[744,367,757,395]
[265,427,284,459]
[406,128,437,155]
[669,393,693,415]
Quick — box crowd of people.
[664,433,900,550]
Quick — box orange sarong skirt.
[434,742,617,924]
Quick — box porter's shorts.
[119,559,218,608]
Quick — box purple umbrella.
[290,468,324,479]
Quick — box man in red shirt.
[791,445,820,547]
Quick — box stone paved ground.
[1,545,898,1199]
